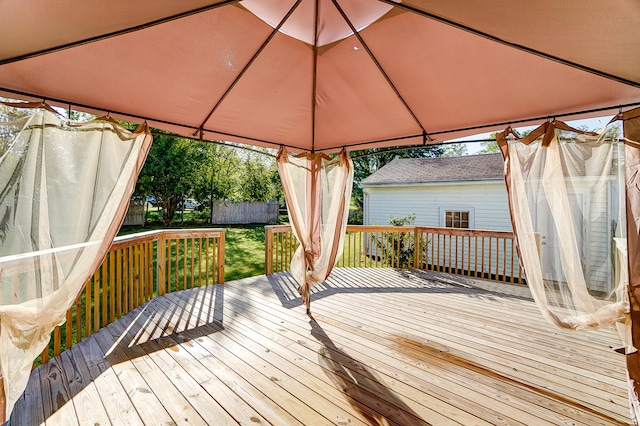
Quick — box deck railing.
[414,227,522,283]
[265,225,524,283]
[39,228,225,364]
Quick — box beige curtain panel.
[276,148,353,313]
[496,120,629,332]
[0,103,151,420]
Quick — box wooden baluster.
[502,238,507,282]
[474,236,478,277]
[205,237,210,286]
[75,293,82,346]
[148,240,153,298]
[481,237,486,278]
[109,251,115,323]
[490,237,496,280]
[496,237,500,281]
[275,231,280,272]
[218,231,225,284]
[467,233,471,276]
[447,234,452,273]
[357,231,361,267]
[141,242,147,301]
[171,239,177,293]
[53,325,61,357]
[181,238,186,291]
[157,235,166,296]
[198,238,203,286]
[65,308,72,350]
[413,229,419,269]
[101,263,108,327]
[93,269,100,334]
[136,243,142,305]
[116,248,123,316]
[85,278,92,338]
[167,239,173,294]
[429,232,434,271]
[129,245,134,308]
[373,232,377,268]
[190,238,195,289]
[41,343,49,365]
[454,234,459,274]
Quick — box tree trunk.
[161,198,177,226]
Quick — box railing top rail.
[265,224,514,238]
[415,226,514,238]
[112,228,225,248]
[0,229,226,265]
[346,225,415,232]
[265,224,294,231]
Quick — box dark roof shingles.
[360,153,503,186]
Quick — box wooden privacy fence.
[265,225,524,284]
[40,228,225,364]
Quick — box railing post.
[413,227,420,269]
[157,233,166,295]
[218,230,225,284]
[265,226,274,274]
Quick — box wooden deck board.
[9,268,631,425]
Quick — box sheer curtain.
[0,102,151,420]
[496,117,640,422]
[276,148,353,313]
[496,120,627,331]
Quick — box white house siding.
[363,181,511,231]
[363,181,520,280]
[572,178,616,293]
[362,179,617,292]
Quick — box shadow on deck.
[9,268,630,425]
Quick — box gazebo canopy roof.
[1,0,640,151]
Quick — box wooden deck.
[9,268,630,425]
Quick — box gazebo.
[2,1,640,423]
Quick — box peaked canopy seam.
[195,0,304,134]
[377,0,640,89]
[0,0,242,67]
[331,0,427,135]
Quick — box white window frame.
[439,207,475,229]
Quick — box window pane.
[444,210,470,228]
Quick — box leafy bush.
[376,213,416,268]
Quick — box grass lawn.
[118,221,267,281]
[224,224,266,280]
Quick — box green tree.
[442,143,468,157]
[137,133,209,226]
[193,144,242,208]
[477,140,499,154]
[239,150,279,202]
[0,101,34,155]
[350,145,444,222]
